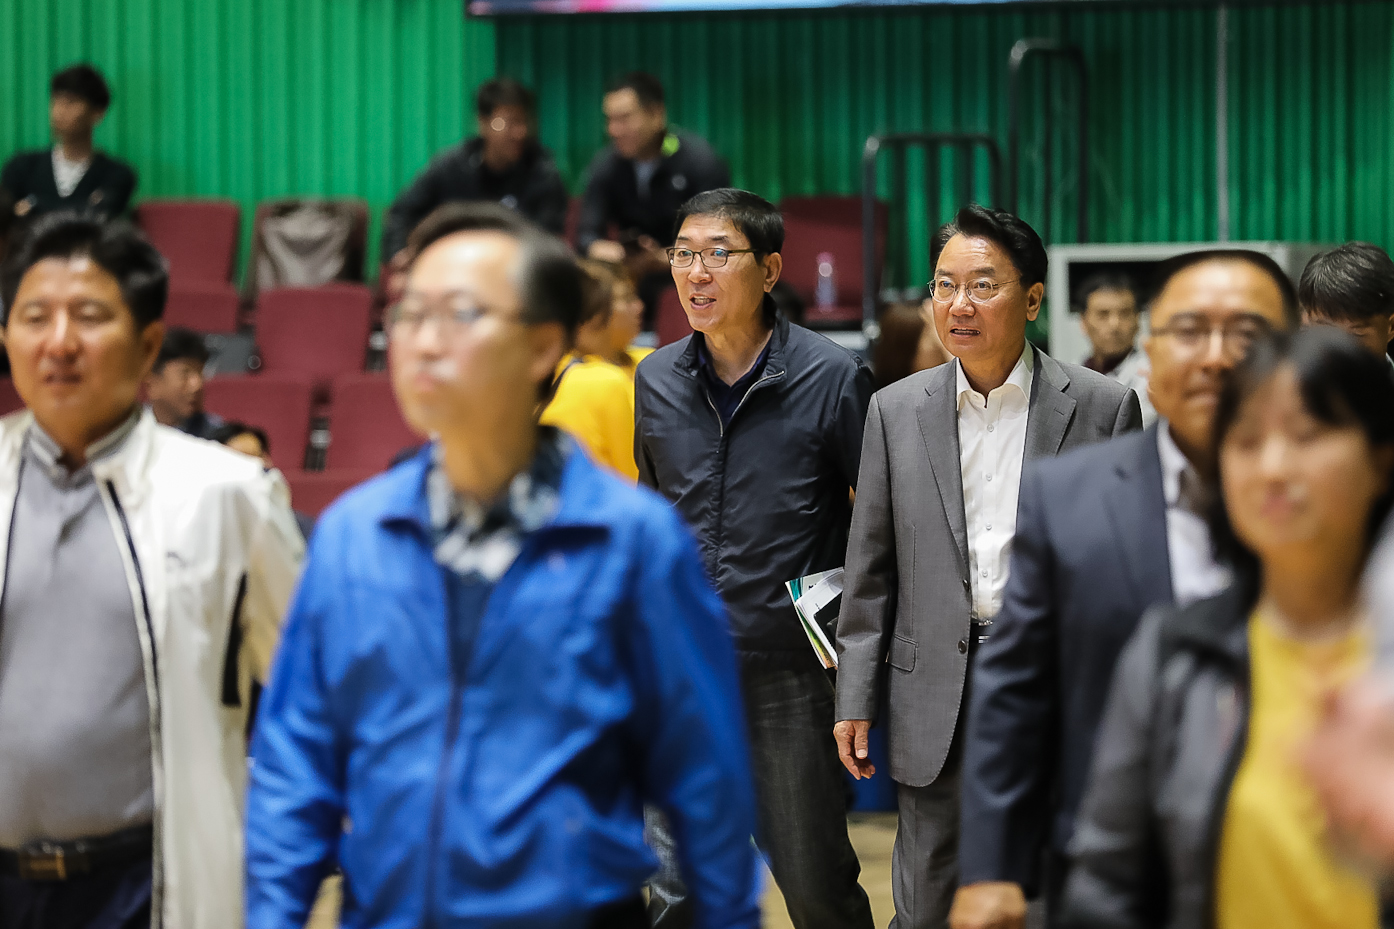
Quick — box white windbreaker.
[0,408,305,929]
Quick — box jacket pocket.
[887,634,917,672]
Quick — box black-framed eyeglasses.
[667,246,757,270]
[926,277,1021,305]
[1150,313,1273,356]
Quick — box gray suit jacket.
[835,349,1142,787]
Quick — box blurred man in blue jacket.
[244,202,762,929]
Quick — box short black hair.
[209,420,270,454]
[1074,271,1138,313]
[154,327,210,372]
[407,201,583,337]
[1209,326,1394,611]
[605,71,664,109]
[475,78,536,121]
[1298,242,1394,325]
[931,205,1048,288]
[1149,249,1299,328]
[674,188,784,257]
[51,64,111,112]
[0,212,168,329]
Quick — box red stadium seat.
[136,200,241,285]
[780,196,887,232]
[655,286,693,348]
[564,197,583,249]
[202,374,314,472]
[286,468,377,519]
[780,216,876,326]
[255,285,373,393]
[325,373,422,470]
[163,282,240,334]
[0,379,24,416]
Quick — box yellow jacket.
[540,355,638,481]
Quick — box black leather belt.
[0,824,153,881]
[585,895,646,928]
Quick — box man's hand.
[587,239,627,264]
[949,882,1028,929]
[833,719,876,779]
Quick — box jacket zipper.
[701,370,781,561]
[106,480,164,929]
[421,575,467,929]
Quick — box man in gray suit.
[833,205,1141,929]
[950,250,1299,929]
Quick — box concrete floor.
[306,812,900,928]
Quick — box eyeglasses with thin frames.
[667,246,757,270]
[926,278,1021,306]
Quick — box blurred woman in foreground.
[1062,327,1394,929]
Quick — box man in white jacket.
[0,212,303,929]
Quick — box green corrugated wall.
[0,0,496,276]
[1,1,1391,285]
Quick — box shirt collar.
[425,427,569,581]
[1157,421,1195,508]
[51,146,92,171]
[955,341,1034,412]
[26,407,141,483]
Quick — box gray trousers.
[890,766,962,929]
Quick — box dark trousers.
[648,662,875,929]
[0,858,151,929]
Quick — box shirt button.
[986,524,992,531]
[988,424,995,432]
[981,570,988,578]
[958,638,969,654]
[986,474,993,482]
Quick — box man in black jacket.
[580,72,729,321]
[380,78,568,266]
[1,64,137,223]
[634,188,875,929]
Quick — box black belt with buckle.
[0,824,153,881]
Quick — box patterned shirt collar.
[425,426,569,582]
[26,407,141,486]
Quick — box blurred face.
[1081,288,1140,360]
[1221,365,1392,568]
[603,89,666,161]
[145,357,206,426]
[607,275,644,356]
[226,431,273,469]
[929,233,1042,375]
[672,215,781,338]
[5,256,162,450]
[1303,310,1394,359]
[388,231,565,443]
[476,103,531,170]
[1145,260,1289,458]
[49,92,101,143]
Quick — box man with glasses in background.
[951,249,1298,929]
[634,188,876,929]
[834,205,1140,928]
[246,203,761,929]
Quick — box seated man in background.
[144,326,223,438]
[539,257,639,479]
[1298,241,1394,366]
[0,213,302,929]
[209,420,317,540]
[245,202,761,929]
[1078,271,1155,425]
[1,64,137,223]
[578,72,729,321]
[380,78,568,286]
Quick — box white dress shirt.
[957,342,1033,622]
[51,147,91,198]
[1158,423,1232,605]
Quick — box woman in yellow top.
[1061,326,1394,929]
[538,259,642,481]
[574,259,652,383]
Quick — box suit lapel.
[916,364,969,577]
[1025,349,1077,462]
[1102,426,1174,607]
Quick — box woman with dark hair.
[1061,326,1394,929]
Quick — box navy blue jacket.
[245,445,761,928]
[959,425,1173,895]
[634,315,874,661]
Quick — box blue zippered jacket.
[245,445,761,928]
